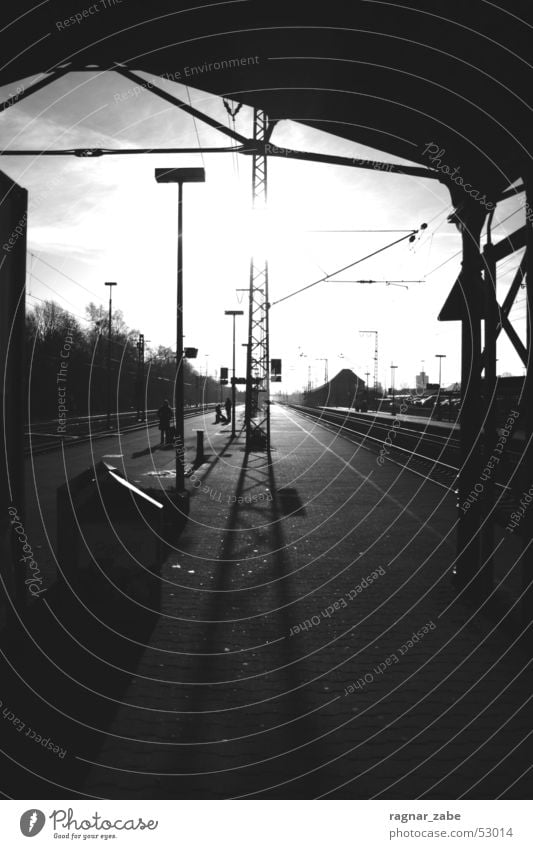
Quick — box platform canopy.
[1,0,530,195]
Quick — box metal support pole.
[136,333,145,421]
[155,166,205,495]
[0,174,27,623]
[480,221,498,594]
[454,202,486,594]
[521,173,533,628]
[176,181,185,492]
[105,281,117,429]
[435,354,446,420]
[391,364,397,413]
[245,108,270,451]
[195,430,205,464]
[232,315,237,437]
[226,310,244,438]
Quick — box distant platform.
[316,405,459,434]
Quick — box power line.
[305,228,416,233]
[27,251,102,299]
[26,269,92,319]
[271,228,421,307]
[185,85,206,172]
[425,205,526,278]
[26,292,91,326]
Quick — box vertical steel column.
[374,333,379,398]
[521,174,533,627]
[454,201,486,593]
[480,214,498,593]
[175,181,185,491]
[245,108,270,451]
[0,173,28,623]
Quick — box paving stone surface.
[3,405,531,799]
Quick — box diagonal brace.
[115,67,250,145]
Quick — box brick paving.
[2,405,531,799]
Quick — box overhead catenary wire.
[26,269,94,322]
[305,228,416,233]
[27,251,103,300]
[271,228,423,307]
[185,85,206,172]
[223,97,243,177]
[425,205,527,278]
[26,292,92,326]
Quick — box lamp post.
[104,281,117,429]
[155,167,205,493]
[435,353,446,420]
[204,354,210,404]
[136,333,145,421]
[390,363,398,413]
[225,310,244,438]
[435,353,446,391]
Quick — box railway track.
[24,404,217,455]
[286,406,523,521]
[288,403,460,490]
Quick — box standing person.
[157,399,173,445]
[224,396,232,424]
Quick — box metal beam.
[501,314,527,366]
[521,174,533,629]
[115,68,250,145]
[0,146,249,156]
[0,68,70,113]
[497,184,525,202]
[491,226,527,263]
[245,144,441,180]
[480,217,497,591]
[480,255,526,370]
[454,201,487,596]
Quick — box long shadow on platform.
[156,446,330,799]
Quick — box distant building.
[416,371,428,391]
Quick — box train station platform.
[3,405,531,800]
[322,405,459,434]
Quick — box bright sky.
[0,70,527,392]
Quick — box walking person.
[225,396,232,424]
[214,404,227,424]
[157,399,173,445]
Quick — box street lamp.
[204,354,210,404]
[435,353,446,420]
[104,281,117,429]
[135,333,145,421]
[225,310,244,438]
[390,363,398,413]
[435,353,446,391]
[155,167,205,494]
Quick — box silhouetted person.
[214,404,227,424]
[225,396,232,423]
[158,399,173,445]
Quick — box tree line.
[25,299,227,421]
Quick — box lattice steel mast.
[245,108,270,450]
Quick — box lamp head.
[155,167,206,183]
